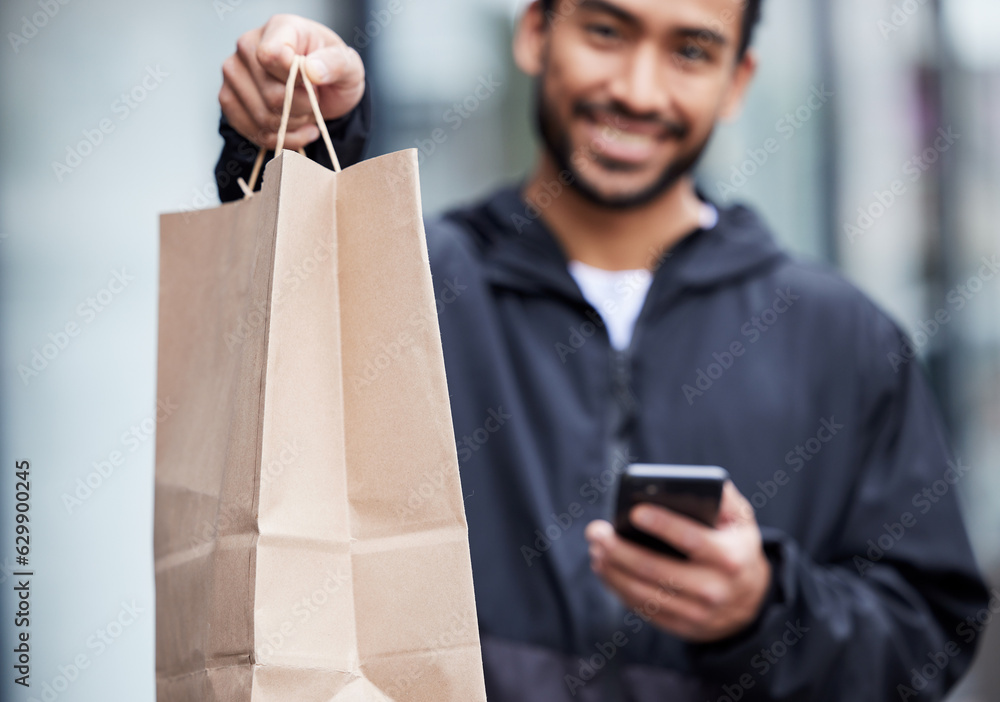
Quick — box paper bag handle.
[239,54,342,198]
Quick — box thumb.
[717,480,755,527]
[303,44,364,87]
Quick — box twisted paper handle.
[239,54,341,198]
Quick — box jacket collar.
[458,184,787,308]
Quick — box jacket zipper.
[594,261,671,696]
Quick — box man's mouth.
[578,105,685,165]
[586,116,664,164]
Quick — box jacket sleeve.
[686,304,990,701]
[215,78,373,203]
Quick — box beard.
[533,77,714,210]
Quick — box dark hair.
[539,0,764,60]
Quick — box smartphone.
[613,464,730,558]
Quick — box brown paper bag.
[153,56,486,701]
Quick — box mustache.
[574,101,688,140]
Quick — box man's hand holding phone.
[585,480,773,643]
[219,14,366,151]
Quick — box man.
[215,1,989,699]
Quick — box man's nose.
[607,43,672,119]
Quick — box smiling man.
[214,1,988,700]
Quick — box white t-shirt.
[568,261,652,350]
[567,204,718,351]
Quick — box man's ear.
[719,48,758,122]
[513,1,548,77]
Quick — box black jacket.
[217,88,989,701]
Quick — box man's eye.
[678,44,708,61]
[586,23,621,41]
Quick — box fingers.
[258,14,343,80]
[237,31,312,118]
[586,520,726,608]
[275,123,322,152]
[220,54,315,148]
[586,517,768,642]
[627,503,724,563]
[304,44,367,121]
[588,566,720,641]
[219,80,257,143]
[220,16,366,148]
[222,52,273,141]
[626,485,759,571]
[222,20,331,149]
[593,559,716,641]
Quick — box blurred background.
[1,0,997,699]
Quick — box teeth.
[600,128,655,144]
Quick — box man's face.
[524,0,754,208]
